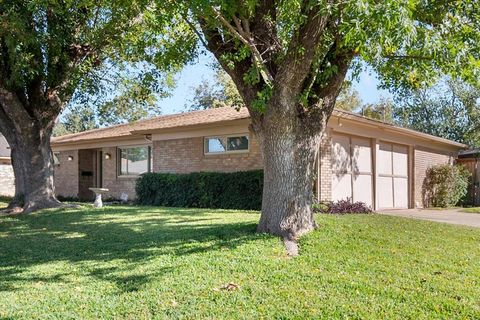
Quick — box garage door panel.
[378,143,393,175]
[392,145,408,176]
[377,142,409,209]
[332,135,351,173]
[353,174,373,207]
[332,172,352,202]
[352,137,372,173]
[394,178,408,208]
[378,176,394,208]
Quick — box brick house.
[0,134,14,197]
[51,107,466,209]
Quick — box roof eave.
[130,117,251,135]
[332,110,467,149]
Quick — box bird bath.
[89,188,109,208]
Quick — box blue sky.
[157,52,391,115]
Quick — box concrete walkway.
[379,209,480,228]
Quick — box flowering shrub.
[313,199,373,214]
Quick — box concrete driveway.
[379,209,480,228]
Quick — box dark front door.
[78,149,96,200]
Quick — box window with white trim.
[204,135,249,154]
[118,146,152,176]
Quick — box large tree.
[166,0,479,250]
[0,0,191,213]
[394,78,480,147]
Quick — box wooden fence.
[457,158,480,206]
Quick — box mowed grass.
[0,205,479,319]
[0,196,10,209]
[462,207,480,214]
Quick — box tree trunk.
[256,109,323,244]
[19,125,60,213]
[6,145,26,211]
[3,122,60,214]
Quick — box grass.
[461,207,480,214]
[0,205,479,319]
[0,196,11,209]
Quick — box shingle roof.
[52,106,250,145]
[51,106,466,148]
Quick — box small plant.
[423,164,471,208]
[313,199,373,214]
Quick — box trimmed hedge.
[136,170,263,210]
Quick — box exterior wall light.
[67,155,74,161]
[105,153,111,160]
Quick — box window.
[204,135,249,154]
[118,146,151,176]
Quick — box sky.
[157,52,392,115]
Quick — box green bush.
[136,170,263,210]
[423,164,471,208]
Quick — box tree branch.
[211,7,273,86]
[383,54,433,61]
[274,1,332,98]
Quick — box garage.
[377,142,409,209]
[331,134,373,207]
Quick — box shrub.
[312,199,373,214]
[423,164,471,208]
[136,170,263,210]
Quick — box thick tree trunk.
[256,109,324,246]
[6,145,26,211]
[17,125,60,213]
[2,121,60,214]
[0,86,62,214]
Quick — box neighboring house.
[0,134,14,197]
[51,107,466,209]
[457,150,480,205]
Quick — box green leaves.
[393,78,480,147]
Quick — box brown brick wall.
[319,133,332,202]
[152,134,263,174]
[414,146,455,207]
[54,150,79,198]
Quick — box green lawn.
[462,207,480,214]
[0,196,10,209]
[0,205,479,319]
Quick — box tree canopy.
[395,78,480,147]
[0,0,192,212]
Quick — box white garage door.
[331,135,373,207]
[377,142,409,209]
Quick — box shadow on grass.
[0,206,261,292]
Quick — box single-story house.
[50,107,466,209]
[0,134,14,197]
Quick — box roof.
[332,109,467,148]
[0,134,10,158]
[52,107,250,145]
[458,149,480,158]
[51,106,466,149]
